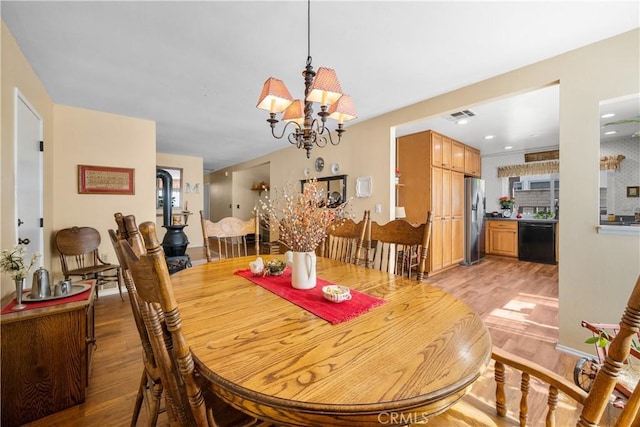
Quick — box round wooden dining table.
[171,255,491,426]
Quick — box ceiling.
[2,1,638,172]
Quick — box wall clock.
[314,157,325,172]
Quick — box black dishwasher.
[518,221,556,265]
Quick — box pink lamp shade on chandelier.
[328,94,357,124]
[256,77,294,113]
[282,100,305,124]
[306,67,343,106]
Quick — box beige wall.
[156,152,204,248]
[212,29,640,352]
[1,21,157,297]
[51,105,156,282]
[1,22,54,298]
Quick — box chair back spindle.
[321,210,369,264]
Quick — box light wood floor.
[25,255,579,426]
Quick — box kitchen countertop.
[485,216,558,223]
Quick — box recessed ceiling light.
[504,146,513,150]
[604,130,617,135]
[484,135,495,140]
[456,119,468,125]
[601,113,615,119]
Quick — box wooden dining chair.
[55,225,123,300]
[425,274,640,427]
[319,210,370,265]
[364,211,433,280]
[200,210,259,261]
[116,220,269,427]
[111,213,164,426]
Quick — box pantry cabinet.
[486,220,518,257]
[451,172,465,264]
[397,129,476,275]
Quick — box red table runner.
[235,268,386,325]
[1,283,94,314]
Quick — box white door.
[16,90,44,287]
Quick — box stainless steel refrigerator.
[461,177,486,265]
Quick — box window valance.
[497,161,559,178]
[600,155,625,171]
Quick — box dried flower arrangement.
[0,245,40,280]
[259,179,350,252]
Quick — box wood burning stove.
[157,168,191,274]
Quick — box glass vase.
[14,277,27,310]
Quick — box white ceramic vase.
[290,251,317,290]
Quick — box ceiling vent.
[443,109,477,122]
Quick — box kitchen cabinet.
[1,287,96,426]
[431,131,443,167]
[398,130,472,275]
[442,136,452,169]
[430,131,454,169]
[451,140,465,172]
[486,220,518,257]
[464,146,481,177]
[451,172,465,264]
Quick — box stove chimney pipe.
[156,169,172,228]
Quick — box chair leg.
[147,381,163,427]
[131,370,146,427]
[116,267,124,301]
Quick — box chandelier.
[256,0,357,159]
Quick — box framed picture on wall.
[78,165,135,195]
[627,186,639,198]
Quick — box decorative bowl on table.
[322,285,352,303]
[264,259,286,276]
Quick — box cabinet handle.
[86,337,96,346]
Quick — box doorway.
[15,90,44,287]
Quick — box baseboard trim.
[98,285,128,297]
[555,343,594,360]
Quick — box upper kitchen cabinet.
[451,140,465,172]
[428,130,479,176]
[464,146,481,177]
[430,131,445,168]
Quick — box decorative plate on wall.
[331,163,340,175]
[356,176,373,198]
[314,157,325,172]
